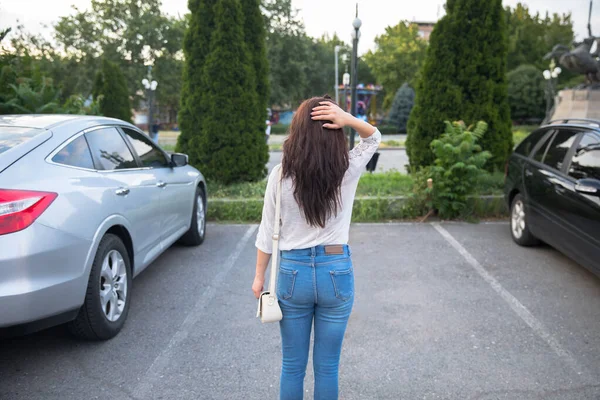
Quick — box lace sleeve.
[347,129,382,178]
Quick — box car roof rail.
[547,118,600,127]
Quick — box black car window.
[515,129,550,157]
[121,127,169,168]
[568,133,600,180]
[52,135,95,169]
[531,130,554,163]
[540,129,579,171]
[85,127,137,171]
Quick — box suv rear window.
[0,127,44,155]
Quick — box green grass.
[208,170,502,200]
[209,180,268,199]
[380,140,405,148]
[209,172,414,199]
[161,144,176,152]
[355,171,413,196]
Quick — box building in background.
[414,22,435,41]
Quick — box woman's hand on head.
[311,101,350,130]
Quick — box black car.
[504,119,600,276]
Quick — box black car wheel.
[68,234,132,340]
[510,194,539,246]
[179,186,206,246]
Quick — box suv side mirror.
[575,178,600,196]
[171,153,188,167]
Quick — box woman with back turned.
[252,96,381,400]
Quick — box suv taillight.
[0,189,57,236]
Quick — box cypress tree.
[192,0,267,183]
[177,0,217,157]
[96,59,132,122]
[389,83,415,133]
[406,0,512,170]
[240,0,270,116]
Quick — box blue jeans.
[277,245,354,400]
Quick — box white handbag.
[256,167,284,323]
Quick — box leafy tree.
[407,0,512,170]
[54,0,186,102]
[507,64,545,123]
[388,83,415,133]
[505,3,574,73]
[177,0,217,156]
[263,0,309,106]
[95,59,132,121]
[364,21,428,109]
[194,0,267,183]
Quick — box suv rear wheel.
[510,194,539,246]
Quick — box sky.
[0,0,597,55]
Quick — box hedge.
[207,195,507,223]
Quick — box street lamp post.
[349,4,361,150]
[343,70,350,140]
[543,63,562,123]
[142,66,159,143]
[334,45,341,104]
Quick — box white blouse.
[255,129,382,254]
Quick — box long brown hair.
[282,96,349,228]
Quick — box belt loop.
[311,247,316,257]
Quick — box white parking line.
[432,222,587,378]
[132,225,258,399]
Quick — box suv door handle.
[525,169,533,177]
[115,188,130,196]
[156,181,167,188]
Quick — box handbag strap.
[268,165,283,294]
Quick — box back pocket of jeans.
[277,268,297,300]
[330,268,354,301]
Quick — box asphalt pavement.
[1,222,600,400]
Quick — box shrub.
[377,124,400,135]
[388,83,415,133]
[270,124,289,135]
[406,0,512,171]
[507,64,545,123]
[413,121,492,219]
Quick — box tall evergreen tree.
[192,0,267,183]
[241,0,270,114]
[177,0,217,156]
[406,0,512,170]
[95,59,132,122]
[389,83,415,133]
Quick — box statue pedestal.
[551,89,600,121]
